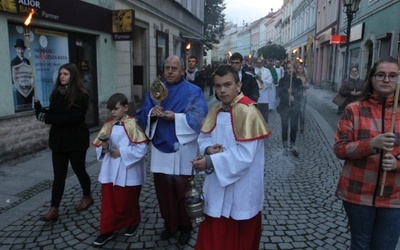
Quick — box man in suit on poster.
[11,38,34,111]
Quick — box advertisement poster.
[112,9,134,41]
[8,23,69,111]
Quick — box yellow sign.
[112,9,134,41]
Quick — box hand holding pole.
[380,54,400,196]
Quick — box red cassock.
[100,183,141,234]
[196,212,262,250]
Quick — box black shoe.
[178,232,191,246]
[160,229,172,240]
[93,233,115,246]
[125,224,139,236]
[291,149,299,157]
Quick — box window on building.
[350,48,360,69]
[156,31,169,79]
[378,34,392,58]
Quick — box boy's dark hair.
[230,52,243,61]
[188,55,197,63]
[106,93,128,110]
[213,65,240,84]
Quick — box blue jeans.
[343,201,400,250]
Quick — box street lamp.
[342,0,361,79]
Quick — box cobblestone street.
[0,87,354,249]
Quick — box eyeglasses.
[374,73,398,82]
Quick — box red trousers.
[100,183,141,234]
[196,212,262,250]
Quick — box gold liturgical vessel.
[185,168,205,223]
[98,134,110,153]
[150,77,168,105]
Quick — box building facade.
[281,0,292,56]
[313,0,340,89]
[215,0,399,94]
[0,0,204,162]
[218,22,244,63]
[290,0,316,80]
[334,0,400,90]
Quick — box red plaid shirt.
[334,95,400,208]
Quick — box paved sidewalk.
[0,86,356,249]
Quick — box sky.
[223,0,284,25]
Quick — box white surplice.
[256,66,276,109]
[96,125,147,187]
[197,112,265,220]
[145,112,199,175]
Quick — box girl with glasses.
[334,56,400,249]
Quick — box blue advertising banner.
[9,23,69,111]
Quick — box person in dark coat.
[229,52,259,102]
[34,63,93,222]
[276,63,303,157]
[337,66,365,114]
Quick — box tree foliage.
[203,0,225,52]
[257,44,287,60]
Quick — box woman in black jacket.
[337,66,364,114]
[35,63,93,222]
[276,63,303,157]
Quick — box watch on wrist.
[204,155,214,175]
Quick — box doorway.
[68,33,99,127]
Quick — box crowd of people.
[33,53,400,249]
